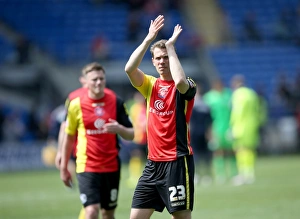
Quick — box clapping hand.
[166,24,182,46]
[146,15,165,42]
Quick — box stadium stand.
[0,0,191,64]
[208,0,300,101]
[0,36,14,64]
[208,45,300,99]
[217,0,300,42]
[0,0,129,63]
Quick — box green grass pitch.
[0,154,299,219]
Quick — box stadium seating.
[0,36,14,64]
[218,0,300,42]
[0,0,129,63]
[0,0,187,64]
[208,44,300,98]
[208,0,300,103]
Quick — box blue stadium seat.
[218,0,299,42]
[0,36,14,64]
[0,0,130,63]
[208,44,300,100]
[0,0,187,64]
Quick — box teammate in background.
[60,62,134,219]
[55,76,88,219]
[190,83,213,185]
[55,75,87,179]
[203,78,237,184]
[125,15,196,219]
[230,74,261,186]
[126,91,147,188]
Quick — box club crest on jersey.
[94,106,104,116]
[158,85,170,99]
[187,77,196,88]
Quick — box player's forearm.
[57,121,66,153]
[125,39,152,75]
[166,44,189,93]
[118,126,134,141]
[60,150,70,171]
[60,135,75,170]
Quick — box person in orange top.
[126,91,148,188]
[60,62,134,219]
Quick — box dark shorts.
[131,155,195,214]
[77,171,120,210]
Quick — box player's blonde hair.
[82,62,105,76]
[150,39,177,58]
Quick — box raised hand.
[166,24,182,46]
[146,15,165,42]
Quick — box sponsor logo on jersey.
[86,118,106,135]
[154,99,164,111]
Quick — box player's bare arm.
[125,15,164,87]
[55,121,66,169]
[165,24,189,94]
[60,134,75,187]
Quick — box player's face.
[152,47,170,77]
[86,70,106,97]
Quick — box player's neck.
[160,73,173,81]
[88,91,105,100]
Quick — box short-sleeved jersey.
[48,88,88,141]
[129,101,147,145]
[64,87,88,158]
[65,88,132,173]
[65,87,88,111]
[203,88,232,136]
[134,74,196,161]
[230,87,260,148]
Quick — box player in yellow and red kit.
[60,62,134,219]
